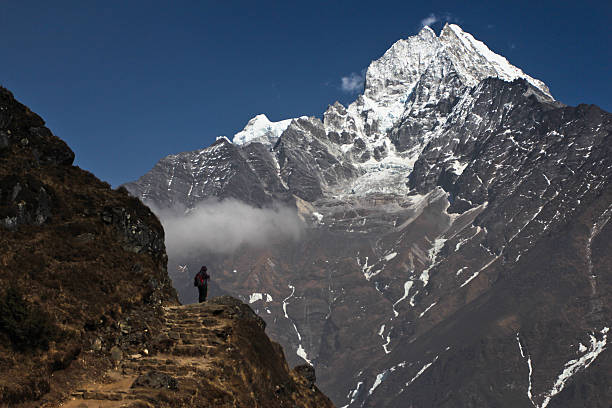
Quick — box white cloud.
[420,12,460,28]
[420,13,439,28]
[341,71,365,93]
[150,199,304,257]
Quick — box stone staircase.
[63,302,236,408]
[60,297,332,408]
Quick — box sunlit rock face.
[125,24,612,408]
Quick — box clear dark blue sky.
[1,1,610,186]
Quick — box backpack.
[194,271,206,288]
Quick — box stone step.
[163,322,206,328]
[164,308,226,316]
[172,328,211,336]
[123,360,177,370]
[171,344,215,357]
[72,390,125,401]
[164,325,207,332]
[164,323,212,330]
[163,312,211,318]
[166,329,224,338]
[166,316,212,322]
[163,316,202,322]
[124,366,192,378]
[164,330,216,342]
[169,312,222,317]
[164,328,222,336]
[164,325,229,334]
[164,321,202,327]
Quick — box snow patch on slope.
[540,327,609,408]
[392,280,414,317]
[516,332,537,407]
[340,381,363,408]
[517,327,609,408]
[248,292,273,304]
[405,355,439,387]
[282,284,313,366]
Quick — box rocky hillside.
[125,25,612,407]
[65,297,332,408]
[0,87,333,407]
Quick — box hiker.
[194,265,210,302]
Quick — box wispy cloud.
[150,199,304,257]
[420,12,460,28]
[341,70,365,93]
[420,13,439,28]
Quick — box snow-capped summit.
[318,24,554,196]
[362,25,439,109]
[364,23,552,100]
[232,114,295,147]
[438,24,550,94]
[235,25,551,155]
[234,24,551,165]
[327,24,553,144]
[135,24,561,206]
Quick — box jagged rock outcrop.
[0,86,176,405]
[0,87,333,408]
[124,25,612,407]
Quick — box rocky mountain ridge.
[127,24,556,209]
[125,24,612,407]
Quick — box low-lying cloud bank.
[150,199,304,257]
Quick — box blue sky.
[1,1,610,186]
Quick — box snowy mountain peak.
[215,135,231,144]
[438,24,551,96]
[234,25,551,157]
[325,24,553,145]
[363,23,551,105]
[363,26,438,102]
[225,25,554,199]
[318,24,556,197]
[418,25,436,39]
[232,113,294,146]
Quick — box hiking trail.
[61,297,331,408]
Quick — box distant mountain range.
[125,24,612,407]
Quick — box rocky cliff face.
[125,25,612,407]
[0,85,176,405]
[0,87,333,407]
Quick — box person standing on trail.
[194,266,210,302]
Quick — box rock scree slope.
[0,86,333,407]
